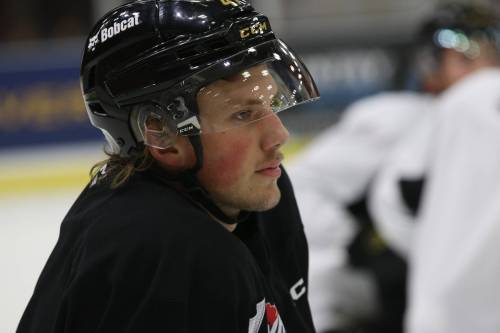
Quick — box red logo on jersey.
[265,303,286,333]
[248,299,287,333]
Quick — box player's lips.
[256,159,282,177]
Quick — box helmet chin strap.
[188,135,203,175]
[178,135,250,225]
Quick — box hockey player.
[287,3,499,333]
[370,3,500,259]
[369,6,500,333]
[399,65,500,333]
[17,1,319,332]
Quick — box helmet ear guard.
[131,103,179,150]
[129,96,204,173]
[131,94,204,150]
[134,105,176,150]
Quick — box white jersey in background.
[287,92,433,332]
[369,68,500,333]
[368,111,436,259]
[399,68,500,333]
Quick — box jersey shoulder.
[438,68,500,116]
[63,170,243,258]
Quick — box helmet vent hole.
[89,103,107,116]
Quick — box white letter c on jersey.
[290,278,306,301]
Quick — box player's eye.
[232,109,254,122]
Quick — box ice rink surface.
[1,189,80,332]
[0,142,105,333]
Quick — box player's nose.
[260,113,289,151]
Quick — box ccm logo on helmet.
[240,21,268,39]
[220,0,242,6]
[88,13,141,51]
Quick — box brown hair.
[90,147,154,189]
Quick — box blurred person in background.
[372,66,500,333]
[287,3,499,333]
[369,3,500,259]
[369,6,500,333]
[16,1,320,332]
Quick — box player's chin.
[252,187,282,212]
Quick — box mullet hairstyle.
[90,146,154,189]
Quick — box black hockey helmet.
[419,3,499,54]
[81,0,319,158]
[413,3,500,80]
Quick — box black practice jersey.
[17,166,315,333]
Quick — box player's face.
[438,42,498,89]
[194,64,289,218]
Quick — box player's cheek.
[207,140,251,187]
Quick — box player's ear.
[148,136,195,171]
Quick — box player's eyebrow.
[227,97,270,107]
